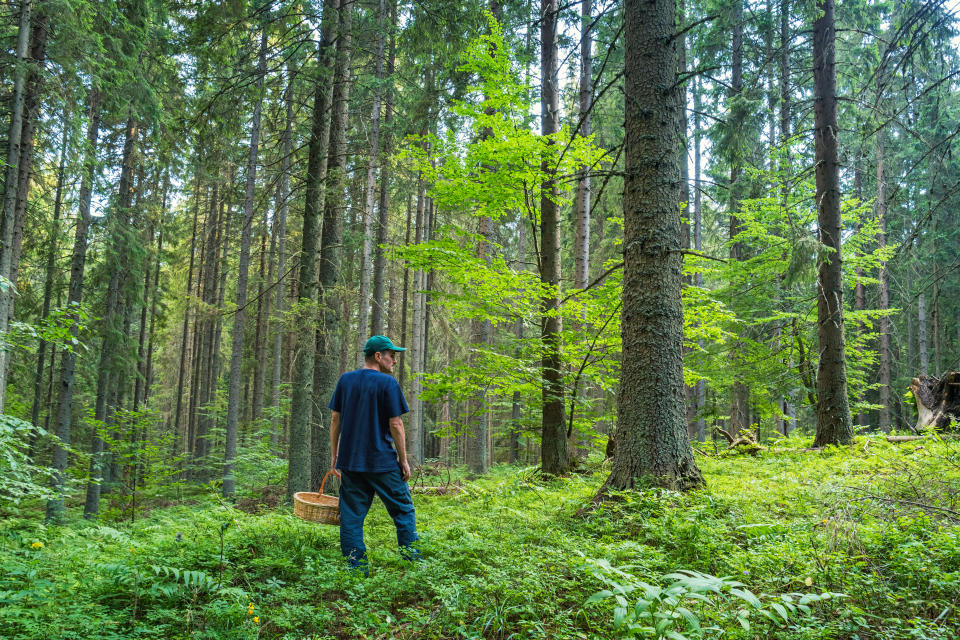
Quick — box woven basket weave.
[293,471,340,525]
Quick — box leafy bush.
[585,560,841,639]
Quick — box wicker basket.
[293,471,340,525]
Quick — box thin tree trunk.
[85,116,139,519]
[574,0,592,292]
[371,0,398,336]
[409,175,427,466]
[877,137,892,432]
[224,28,267,497]
[8,10,50,330]
[251,202,270,423]
[32,108,69,436]
[358,0,388,356]
[692,75,706,442]
[46,92,100,522]
[272,68,295,451]
[539,0,569,475]
[144,221,164,405]
[174,163,203,452]
[0,0,33,411]
[811,0,853,447]
[398,194,412,388]
[919,293,928,375]
[727,0,750,436]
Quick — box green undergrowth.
[2,436,959,639]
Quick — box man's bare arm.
[389,416,411,481]
[330,411,341,477]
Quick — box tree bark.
[399,194,412,389]
[85,116,139,519]
[876,137,892,432]
[604,0,703,491]
[0,0,33,411]
[409,175,428,466]
[919,292,928,375]
[573,0,592,293]
[46,92,100,522]
[272,68,295,452]
[307,0,352,493]
[371,0,397,337]
[358,0,388,356]
[811,0,853,447]
[224,29,267,497]
[8,9,50,330]
[539,0,569,475]
[32,107,69,436]
[727,0,750,437]
[692,74,706,442]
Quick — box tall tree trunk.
[409,174,428,466]
[46,92,100,522]
[539,0,569,475]
[224,28,267,497]
[779,0,794,432]
[811,0,853,447]
[312,0,353,491]
[358,0,388,356]
[8,9,50,330]
[678,0,697,440]
[876,137,892,432]
[604,0,703,491]
[144,221,164,405]
[289,0,344,496]
[0,0,33,411]
[692,75,706,442]
[727,0,750,436]
[32,108,69,435]
[371,0,398,336]
[85,116,139,519]
[574,0,592,292]
[251,202,270,423]
[509,215,527,461]
[398,194,412,388]
[272,68,295,452]
[174,164,203,453]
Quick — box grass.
[2,435,959,639]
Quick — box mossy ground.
[3,436,958,639]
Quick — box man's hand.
[331,458,341,480]
[400,460,411,482]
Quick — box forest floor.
[2,435,959,640]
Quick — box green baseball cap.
[364,335,406,356]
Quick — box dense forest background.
[3,0,960,638]
[3,0,958,505]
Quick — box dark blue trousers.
[339,468,419,569]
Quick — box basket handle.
[319,470,338,496]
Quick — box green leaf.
[675,606,701,631]
[586,589,613,604]
[730,588,762,608]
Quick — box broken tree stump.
[713,427,764,455]
[909,372,960,432]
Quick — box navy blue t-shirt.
[329,368,410,472]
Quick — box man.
[329,335,420,573]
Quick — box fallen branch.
[846,487,960,522]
